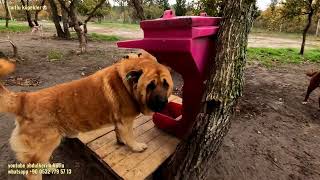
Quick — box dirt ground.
[86,23,320,49]
[0,33,319,180]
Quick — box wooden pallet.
[78,95,181,180]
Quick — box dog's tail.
[0,59,21,114]
[306,70,317,77]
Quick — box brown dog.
[0,52,173,180]
[302,71,320,109]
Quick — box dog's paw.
[302,101,308,105]
[131,142,148,152]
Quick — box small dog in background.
[302,70,320,109]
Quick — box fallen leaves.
[4,76,42,87]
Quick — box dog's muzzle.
[148,95,168,112]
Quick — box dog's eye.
[163,79,169,89]
[147,81,156,90]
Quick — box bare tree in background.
[281,0,320,55]
[33,0,46,26]
[20,0,35,27]
[129,0,145,20]
[48,0,70,39]
[56,0,108,52]
[3,0,11,27]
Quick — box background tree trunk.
[130,0,145,20]
[67,0,87,52]
[34,0,46,26]
[62,8,71,39]
[57,0,108,52]
[4,0,9,27]
[300,11,313,55]
[158,0,257,179]
[48,0,67,38]
[316,19,320,36]
[21,0,35,27]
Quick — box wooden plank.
[78,95,180,144]
[111,131,175,177]
[95,120,156,158]
[78,126,115,144]
[103,126,162,167]
[78,114,144,144]
[76,95,182,180]
[88,115,152,150]
[122,137,179,180]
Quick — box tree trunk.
[34,0,46,26]
[130,0,145,21]
[57,0,107,52]
[62,8,71,39]
[316,19,320,36]
[21,0,35,27]
[300,11,314,55]
[158,0,257,179]
[48,0,67,38]
[68,0,87,52]
[120,0,126,23]
[4,0,9,27]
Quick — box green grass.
[48,50,63,61]
[88,33,121,41]
[0,20,30,33]
[251,28,320,41]
[71,32,121,42]
[90,21,139,30]
[0,24,30,32]
[247,48,320,67]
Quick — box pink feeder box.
[117,10,221,138]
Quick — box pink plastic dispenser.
[117,10,221,138]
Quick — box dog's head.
[119,51,173,115]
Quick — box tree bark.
[4,0,9,27]
[66,0,87,52]
[34,0,46,26]
[130,0,145,21]
[158,0,257,179]
[48,0,67,38]
[62,8,71,39]
[20,0,35,27]
[57,0,108,52]
[300,10,314,55]
[316,19,320,36]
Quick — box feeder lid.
[140,10,221,29]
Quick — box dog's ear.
[126,70,143,86]
[137,50,157,62]
[123,53,139,60]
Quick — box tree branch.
[57,0,71,14]
[84,0,107,23]
[0,40,18,57]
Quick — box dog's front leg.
[115,120,148,152]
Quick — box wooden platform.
[78,95,181,180]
